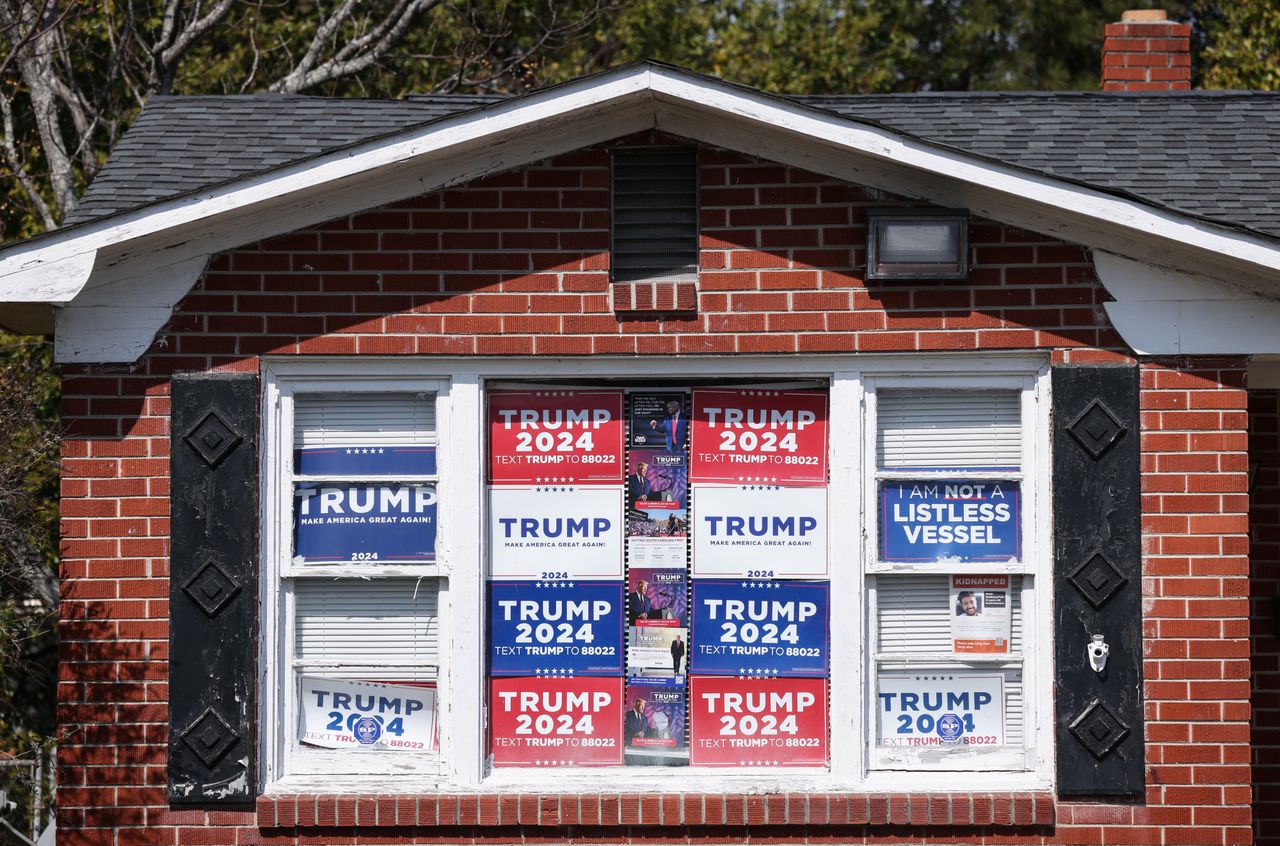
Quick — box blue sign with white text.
[295,445,437,476]
[489,581,625,676]
[690,580,829,677]
[293,482,437,563]
[880,480,1020,562]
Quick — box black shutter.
[168,373,259,803]
[611,147,699,282]
[1052,364,1144,797]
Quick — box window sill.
[611,279,697,313]
[257,790,1054,829]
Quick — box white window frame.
[859,372,1053,789]
[259,354,1053,795]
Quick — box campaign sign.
[625,676,688,766]
[295,445,436,476]
[881,480,1021,562]
[690,580,829,677]
[689,676,828,767]
[489,486,623,580]
[691,389,828,486]
[294,483,436,564]
[488,390,624,484]
[299,677,437,751]
[489,581,624,676]
[628,450,687,512]
[627,627,689,675]
[692,485,827,578]
[631,393,689,450]
[627,568,687,627]
[489,676,624,766]
[877,673,1005,748]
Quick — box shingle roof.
[66,87,1280,240]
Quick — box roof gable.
[4,62,1280,361]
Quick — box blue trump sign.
[880,480,1020,562]
[295,445,437,477]
[690,580,829,677]
[293,483,437,564]
[489,581,624,676]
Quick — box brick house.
[3,10,1280,846]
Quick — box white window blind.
[294,578,439,670]
[876,391,1020,469]
[876,575,1023,655]
[294,392,437,452]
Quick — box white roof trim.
[1,63,1277,361]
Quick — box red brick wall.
[56,145,1252,845]
[1252,389,1280,845]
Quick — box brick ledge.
[612,279,697,313]
[258,791,1054,829]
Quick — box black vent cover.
[611,148,698,282]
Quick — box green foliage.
[553,0,1199,93]
[1198,0,1280,90]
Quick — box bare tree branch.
[269,0,437,93]
[0,87,56,230]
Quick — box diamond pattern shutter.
[169,373,259,803]
[611,148,698,282]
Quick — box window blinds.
[294,578,439,670]
[294,392,437,452]
[876,391,1020,469]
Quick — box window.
[610,148,699,282]
[261,378,452,785]
[260,358,1050,792]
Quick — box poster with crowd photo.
[627,627,689,676]
[294,483,437,564]
[691,485,827,578]
[689,580,829,677]
[880,480,1021,562]
[299,677,437,752]
[488,485,624,580]
[627,568,687,627]
[689,676,828,767]
[487,390,625,484]
[690,389,829,486]
[950,575,1011,654]
[624,676,688,766]
[630,393,689,451]
[488,581,625,676]
[877,673,1005,748]
[489,676,624,767]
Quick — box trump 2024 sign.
[488,581,624,676]
[489,677,623,766]
[488,485,624,580]
[488,390,624,484]
[692,485,827,578]
[689,677,828,767]
[691,389,828,486]
[690,580,829,677]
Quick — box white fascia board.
[0,67,659,305]
[646,67,1280,293]
[1096,251,1280,355]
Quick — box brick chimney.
[1102,9,1191,91]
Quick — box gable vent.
[611,148,699,283]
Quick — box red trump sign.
[488,390,624,484]
[689,676,829,767]
[489,677,624,767]
[690,389,828,485]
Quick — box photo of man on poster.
[671,634,685,674]
[628,579,651,625]
[956,590,982,616]
[651,399,687,451]
[625,697,649,744]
